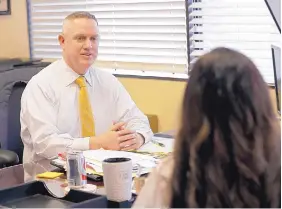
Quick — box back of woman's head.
[171,47,281,208]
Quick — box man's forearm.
[89,136,102,150]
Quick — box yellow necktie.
[76,76,95,137]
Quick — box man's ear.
[58,34,65,48]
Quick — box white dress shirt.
[20,59,153,164]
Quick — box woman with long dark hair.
[133,47,281,208]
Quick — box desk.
[0,133,174,197]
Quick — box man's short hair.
[65,11,98,25]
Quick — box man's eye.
[90,37,98,41]
[77,37,85,41]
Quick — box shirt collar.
[61,59,93,87]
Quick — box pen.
[127,150,170,156]
[151,140,165,147]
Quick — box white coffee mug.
[102,157,132,202]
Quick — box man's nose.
[84,39,93,48]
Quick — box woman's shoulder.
[154,155,174,182]
[133,156,174,208]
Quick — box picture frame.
[0,0,11,15]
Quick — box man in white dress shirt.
[20,11,153,164]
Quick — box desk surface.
[0,132,174,197]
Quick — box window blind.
[189,0,280,84]
[28,0,188,74]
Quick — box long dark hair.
[170,47,281,208]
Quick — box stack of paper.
[83,149,158,176]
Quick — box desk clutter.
[51,150,170,178]
[0,136,174,208]
[49,136,173,200]
[51,136,173,179]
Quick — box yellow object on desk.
[151,140,165,147]
[36,172,64,179]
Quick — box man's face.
[59,18,99,75]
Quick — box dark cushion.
[7,83,25,163]
[0,149,19,166]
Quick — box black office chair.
[0,82,26,167]
[7,82,26,163]
[0,60,50,168]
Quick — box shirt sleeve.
[20,80,90,160]
[113,78,153,143]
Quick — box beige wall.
[0,1,278,132]
[0,0,29,58]
[119,78,186,131]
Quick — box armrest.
[0,149,19,166]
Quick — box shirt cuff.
[70,137,90,151]
[136,131,153,144]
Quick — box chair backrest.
[0,61,50,164]
[7,82,26,163]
